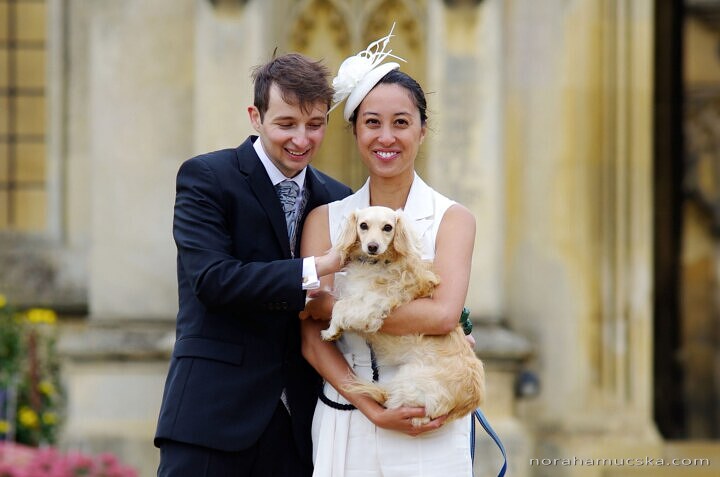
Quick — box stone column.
[502,0,659,474]
[193,0,263,153]
[87,0,194,320]
[59,1,195,475]
[428,2,533,476]
[427,0,505,320]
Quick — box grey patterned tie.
[276,180,300,413]
[275,180,300,240]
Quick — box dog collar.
[355,257,391,265]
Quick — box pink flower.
[97,453,118,468]
[0,462,21,477]
[0,443,138,477]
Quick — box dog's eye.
[359,222,369,230]
[383,224,393,232]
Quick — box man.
[155,53,352,477]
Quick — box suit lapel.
[303,166,332,214]
[235,137,292,258]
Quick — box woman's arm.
[380,204,476,335]
[299,205,446,435]
[301,319,445,435]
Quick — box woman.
[300,32,477,477]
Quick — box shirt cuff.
[302,256,320,290]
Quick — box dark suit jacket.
[155,136,351,463]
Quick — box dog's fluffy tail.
[342,377,388,404]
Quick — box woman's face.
[354,83,426,179]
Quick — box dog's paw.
[411,416,431,427]
[364,317,385,334]
[321,327,342,341]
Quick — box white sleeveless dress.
[311,173,473,477]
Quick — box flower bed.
[0,295,63,446]
[0,442,138,477]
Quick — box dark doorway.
[653,0,686,439]
[655,0,720,439]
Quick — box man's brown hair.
[252,53,334,121]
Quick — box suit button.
[281,302,288,310]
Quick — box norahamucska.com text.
[530,457,710,467]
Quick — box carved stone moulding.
[443,0,484,7]
[208,0,250,7]
[685,87,720,236]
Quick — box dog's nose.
[367,242,379,254]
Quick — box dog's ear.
[335,211,359,263]
[391,212,420,258]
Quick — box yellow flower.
[19,406,39,428]
[0,420,9,433]
[26,308,57,324]
[0,294,6,308]
[42,412,58,425]
[39,380,56,397]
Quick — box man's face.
[248,84,328,178]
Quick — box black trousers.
[157,402,312,477]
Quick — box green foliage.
[0,298,23,388]
[0,295,64,446]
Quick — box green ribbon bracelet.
[459,306,472,335]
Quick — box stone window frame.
[0,0,79,310]
[0,0,49,232]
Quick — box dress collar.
[402,173,434,222]
[353,172,433,222]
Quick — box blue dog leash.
[470,408,507,477]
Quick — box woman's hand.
[299,289,335,321]
[366,405,448,437]
[465,333,476,348]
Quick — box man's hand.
[299,289,335,321]
[314,248,343,278]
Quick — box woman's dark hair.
[252,53,333,121]
[349,69,428,126]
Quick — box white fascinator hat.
[330,23,406,122]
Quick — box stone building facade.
[2,0,719,476]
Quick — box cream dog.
[324,205,485,426]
